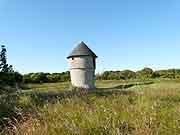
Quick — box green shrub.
[23,72,70,84]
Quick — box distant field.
[1,80,180,135]
[22,79,154,92]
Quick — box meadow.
[0,79,180,135]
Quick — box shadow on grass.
[97,81,154,90]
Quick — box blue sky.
[0,0,180,73]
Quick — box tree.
[136,68,153,79]
[102,71,111,80]
[120,70,136,80]
[0,45,13,73]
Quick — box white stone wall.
[69,56,94,69]
[68,56,95,89]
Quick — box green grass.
[22,80,153,92]
[22,81,71,92]
[1,80,180,135]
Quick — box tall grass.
[1,80,180,135]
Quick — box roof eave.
[67,55,98,59]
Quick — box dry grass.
[1,80,180,135]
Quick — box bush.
[23,72,70,84]
[0,72,23,93]
[120,70,136,80]
[136,67,153,79]
[97,70,136,80]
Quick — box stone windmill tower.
[67,41,97,89]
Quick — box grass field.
[1,80,180,135]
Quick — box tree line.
[23,72,70,83]
[22,68,180,83]
[96,68,180,80]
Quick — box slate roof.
[67,41,97,59]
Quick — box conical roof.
[67,41,97,59]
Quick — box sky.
[0,0,180,74]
